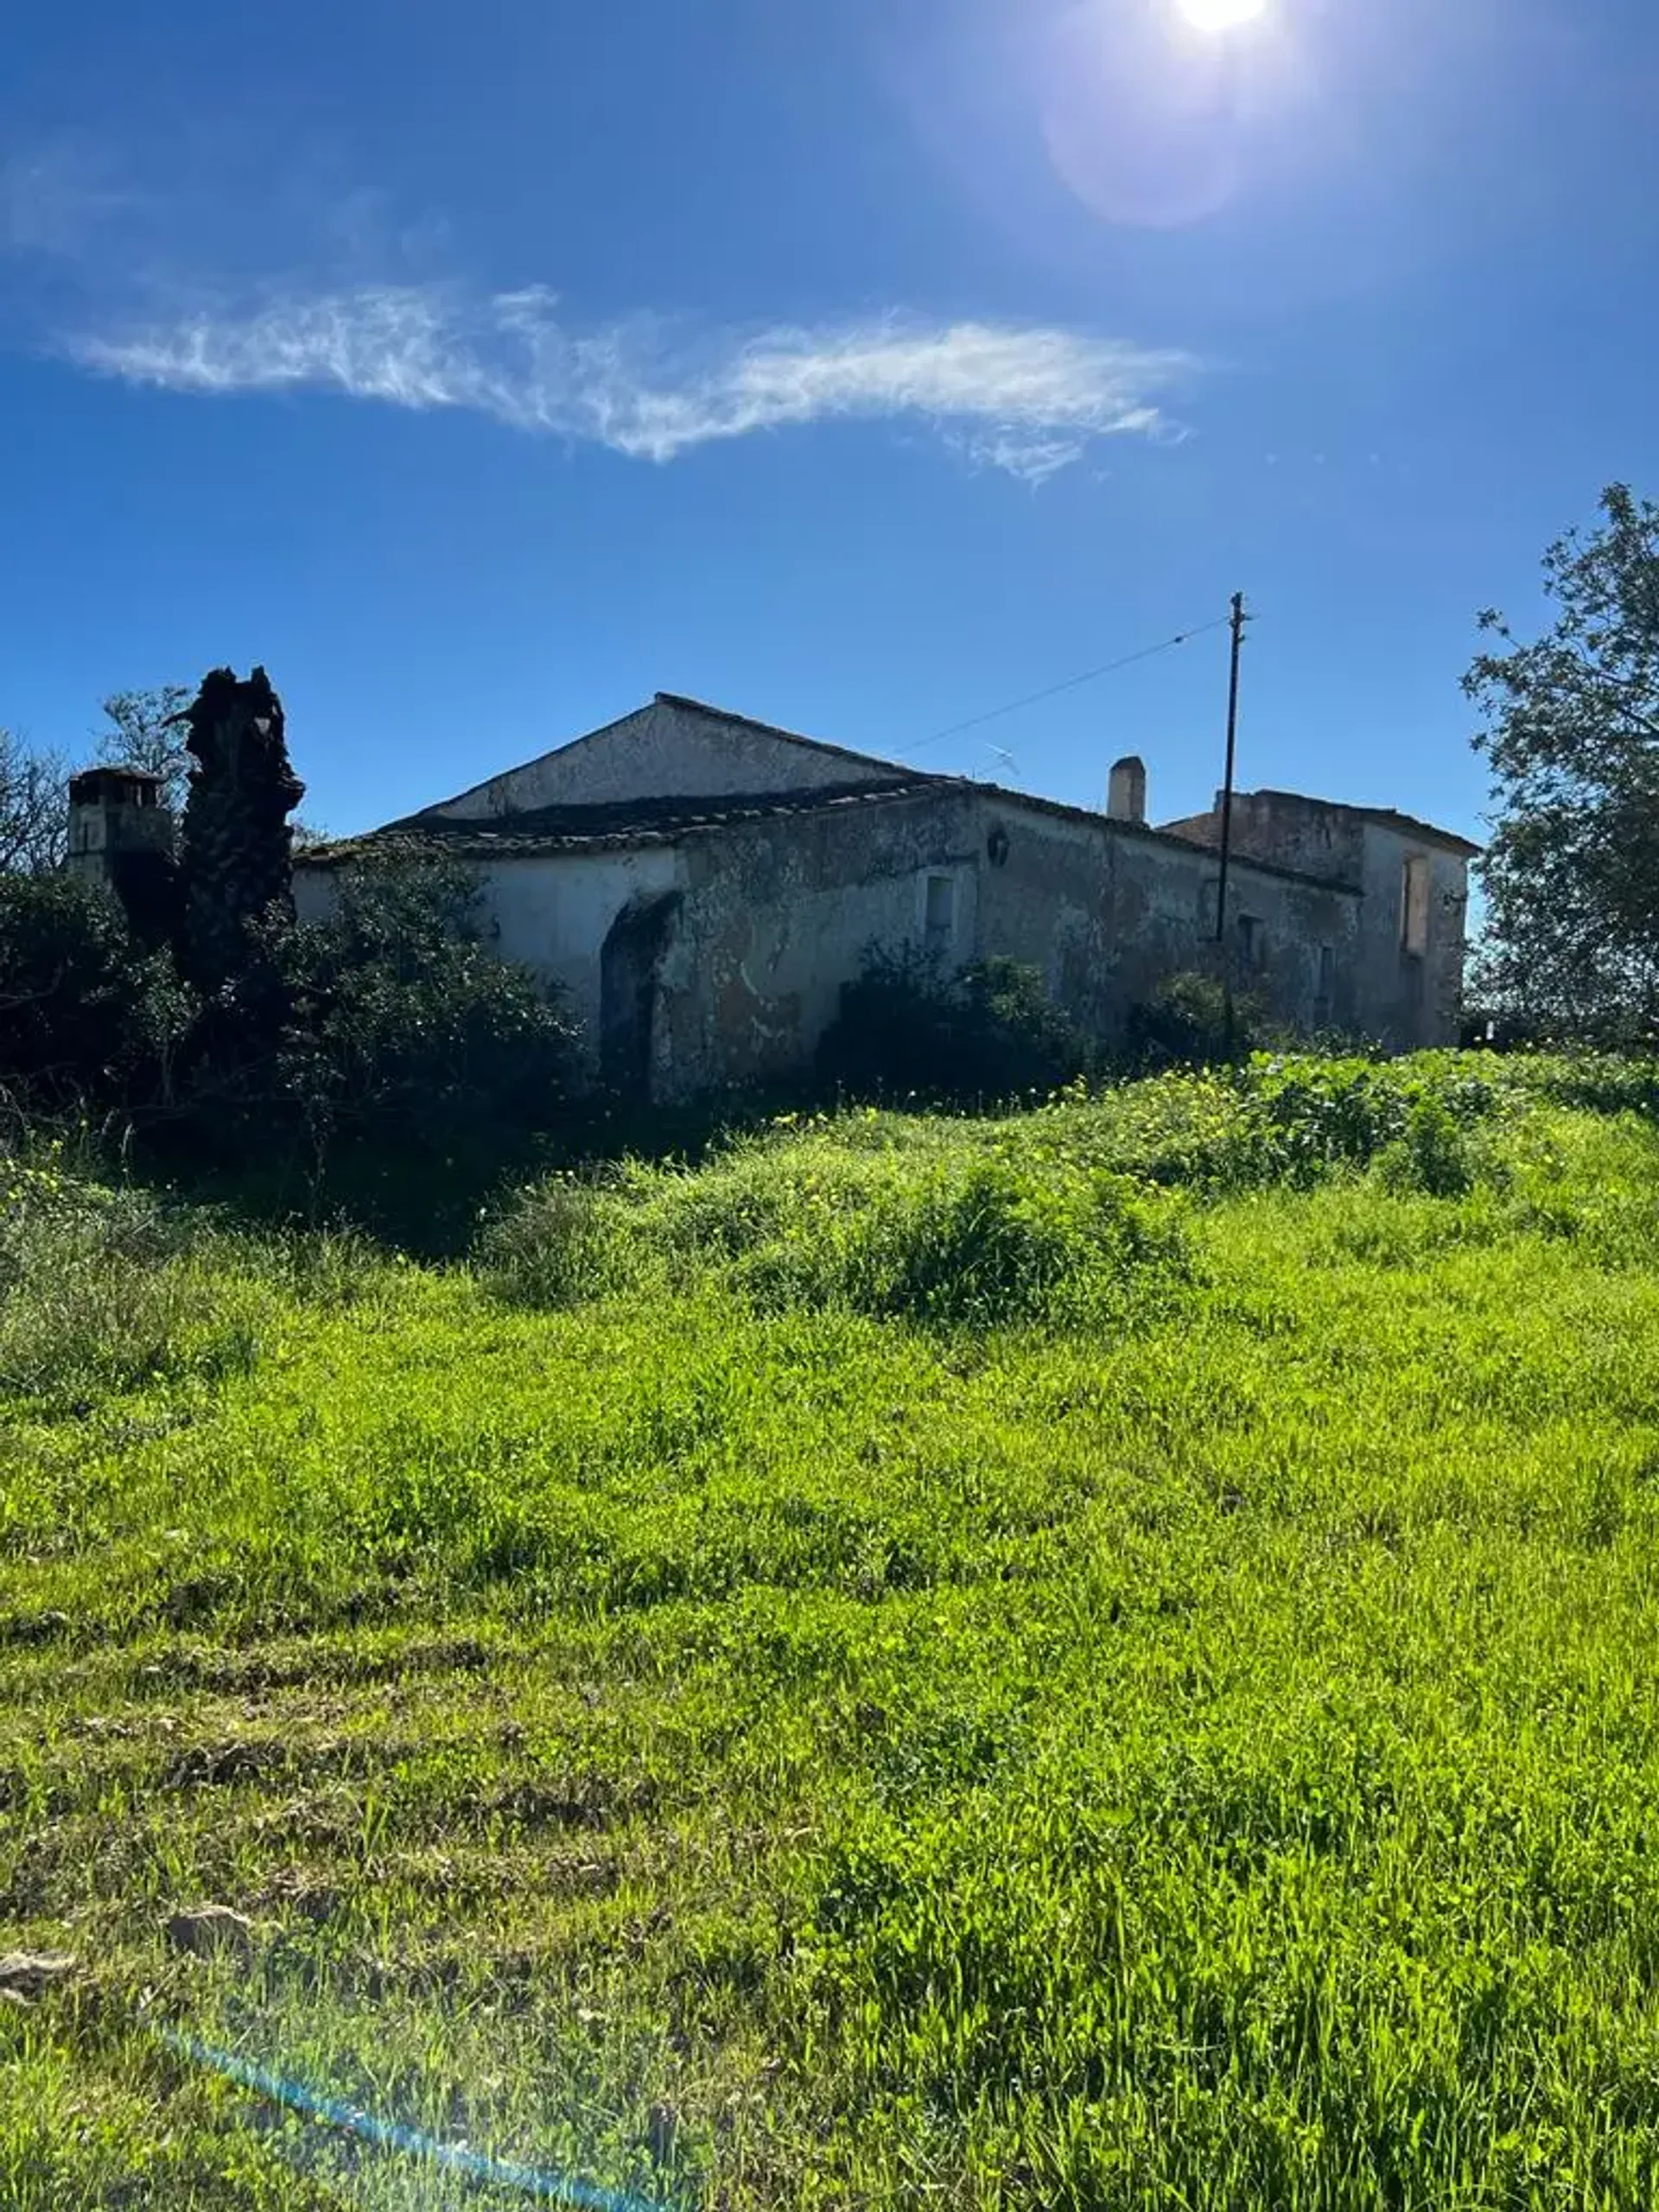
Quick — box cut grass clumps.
[482,1140,1190,1330]
[753,1154,1187,1327]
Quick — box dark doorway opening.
[600,892,681,1095]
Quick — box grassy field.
[7,1054,1659,2208]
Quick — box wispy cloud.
[66,283,1193,480]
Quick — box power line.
[909,613,1234,753]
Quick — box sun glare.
[1175,0,1268,31]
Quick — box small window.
[1236,913,1264,971]
[1199,878,1221,934]
[924,872,956,957]
[1402,855,1431,955]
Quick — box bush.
[1373,1094,1483,1198]
[1124,971,1270,1069]
[817,946,1093,1104]
[265,850,579,1164]
[0,872,190,1113]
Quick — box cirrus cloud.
[67,283,1195,482]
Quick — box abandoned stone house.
[64,690,1473,1097]
[270,691,1475,1097]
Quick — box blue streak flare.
[156,2025,661,2209]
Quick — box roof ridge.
[652,691,921,777]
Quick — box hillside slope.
[6,1056,1659,2209]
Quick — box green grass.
[8,1055,1659,2207]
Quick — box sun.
[1175,0,1268,30]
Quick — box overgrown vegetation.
[9,1051,1659,2207]
[1466,482,1659,1043]
[0,848,576,1240]
[0,671,575,1236]
[0,872,190,1110]
[818,947,1096,1103]
[1122,968,1273,1067]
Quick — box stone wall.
[1159,791,1472,1047]
[973,797,1360,1042]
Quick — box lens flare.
[154,2027,658,2209]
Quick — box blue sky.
[4,0,1658,844]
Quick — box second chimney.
[1107,754,1147,824]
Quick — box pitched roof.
[296,693,1468,883]
[414,692,913,821]
[301,777,946,864]
[301,771,1361,895]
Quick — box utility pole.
[1214,591,1248,1057]
[1213,590,1248,946]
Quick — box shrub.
[817,946,1093,1104]
[0,872,191,1113]
[1374,1094,1483,1197]
[1124,971,1270,1069]
[266,850,579,1163]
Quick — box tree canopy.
[1465,484,1659,1040]
[0,728,68,875]
[95,685,192,813]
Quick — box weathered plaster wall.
[653,791,981,1096]
[1162,791,1367,889]
[1160,792,1470,1046]
[422,698,903,822]
[646,789,1360,1099]
[479,847,682,1064]
[1349,826,1469,1049]
[292,870,336,927]
[296,846,683,1079]
[974,798,1360,1040]
[296,780,1404,1103]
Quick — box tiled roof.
[300,777,945,864]
[300,772,1363,896]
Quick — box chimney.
[1106,754,1147,824]
[66,766,179,944]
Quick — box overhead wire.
[907,613,1233,754]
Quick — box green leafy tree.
[1465,484,1659,1041]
